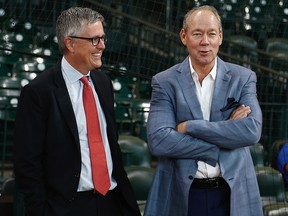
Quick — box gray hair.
[182,5,222,32]
[56,7,104,54]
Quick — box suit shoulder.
[153,63,182,79]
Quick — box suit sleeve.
[185,71,262,149]
[14,84,47,216]
[147,76,219,166]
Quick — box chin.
[93,61,102,69]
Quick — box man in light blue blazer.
[144,5,263,216]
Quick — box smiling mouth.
[92,53,102,59]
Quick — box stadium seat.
[0,77,25,98]
[249,143,265,167]
[12,59,48,81]
[224,35,258,68]
[118,135,152,167]
[0,177,14,196]
[255,166,288,216]
[256,168,287,205]
[263,203,288,216]
[0,77,23,173]
[0,177,14,216]
[125,166,154,201]
[113,78,135,99]
[241,0,276,40]
[0,63,12,77]
[0,43,23,69]
[138,79,151,99]
[125,165,155,214]
[263,38,288,53]
[33,33,60,57]
[273,0,288,37]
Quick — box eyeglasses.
[69,35,107,46]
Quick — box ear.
[64,37,75,53]
[180,28,187,46]
[219,30,223,46]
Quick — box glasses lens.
[93,36,106,45]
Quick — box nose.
[201,34,209,44]
[97,39,105,49]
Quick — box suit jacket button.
[188,175,193,180]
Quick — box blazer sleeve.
[185,71,262,149]
[14,84,47,216]
[147,75,219,167]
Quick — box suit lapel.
[89,71,111,121]
[52,64,80,149]
[177,57,204,120]
[210,57,231,121]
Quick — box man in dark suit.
[14,7,141,216]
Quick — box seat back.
[263,38,288,53]
[0,177,14,196]
[125,166,154,201]
[224,35,258,68]
[118,135,151,167]
[250,143,265,167]
[256,168,287,205]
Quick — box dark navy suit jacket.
[14,61,140,216]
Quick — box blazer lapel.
[210,57,232,121]
[177,57,204,120]
[52,64,80,149]
[89,71,111,120]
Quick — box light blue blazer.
[144,57,263,216]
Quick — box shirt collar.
[189,57,217,80]
[61,57,90,85]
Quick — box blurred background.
[0,0,288,215]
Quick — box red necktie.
[80,76,110,195]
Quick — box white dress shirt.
[189,57,221,178]
[61,57,117,191]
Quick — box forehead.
[187,10,220,30]
[81,21,104,34]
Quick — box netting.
[0,0,288,197]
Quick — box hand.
[176,121,187,134]
[284,163,288,172]
[229,105,251,120]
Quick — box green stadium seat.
[273,1,288,38]
[241,0,276,40]
[0,177,14,216]
[256,167,287,205]
[263,38,288,53]
[250,143,265,167]
[125,166,154,200]
[125,165,154,214]
[118,135,152,168]
[255,166,288,216]
[224,35,258,68]
[0,43,23,68]
[12,59,48,81]
[33,33,60,57]
[0,63,12,77]
[0,77,23,180]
